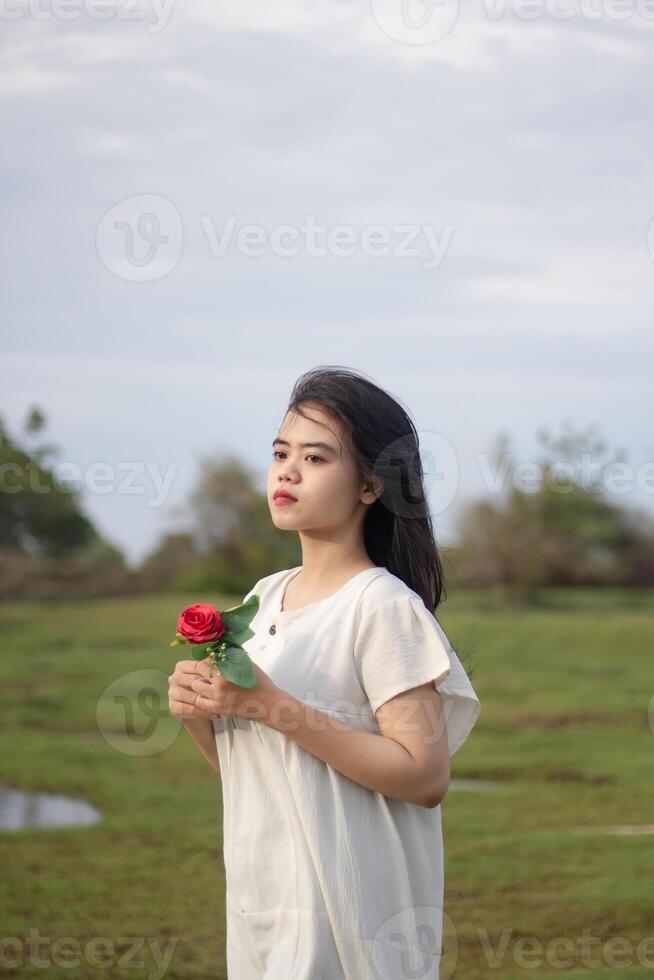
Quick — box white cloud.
[1,3,653,561]
[0,28,77,94]
[88,131,132,152]
[470,248,653,309]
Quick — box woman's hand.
[189,656,280,723]
[168,658,221,722]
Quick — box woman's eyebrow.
[272,438,338,456]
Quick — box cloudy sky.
[2,0,653,567]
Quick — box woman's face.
[267,403,378,533]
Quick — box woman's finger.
[170,662,211,690]
[171,682,214,705]
[177,659,213,679]
[172,701,217,721]
[169,690,219,721]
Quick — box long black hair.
[283,365,447,614]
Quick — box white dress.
[213,565,481,979]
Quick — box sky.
[2,0,653,568]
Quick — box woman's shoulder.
[357,567,428,620]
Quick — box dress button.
[269,624,276,635]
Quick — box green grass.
[0,588,652,978]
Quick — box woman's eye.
[272,452,324,463]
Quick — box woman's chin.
[271,512,301,529]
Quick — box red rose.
[176,603,226,645]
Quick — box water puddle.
[0,783,102,831]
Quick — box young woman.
[168,365,481,979]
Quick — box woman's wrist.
[181,716,220,774]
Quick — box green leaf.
[189,646,209,661]
[220,594,259,633]
[216,646,257,688]
[223,625,254,646]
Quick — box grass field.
[0,587,652,978]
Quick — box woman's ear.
[361,475,384,504]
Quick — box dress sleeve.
[353,594,481,757]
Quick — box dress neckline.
[275,565,386,621]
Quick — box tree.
[453,420,654,594]
[137,531,202,592]
[0,406,100,557]
[141,451,298,594]
[0,405,136,598]
[185,452,298,593]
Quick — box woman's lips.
[273,493,297,506]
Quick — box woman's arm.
[181,717,220,777]
[188,661,449,805]
[262,683,449,808]
[169,659,221,776]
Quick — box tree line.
[1,408,652,602]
